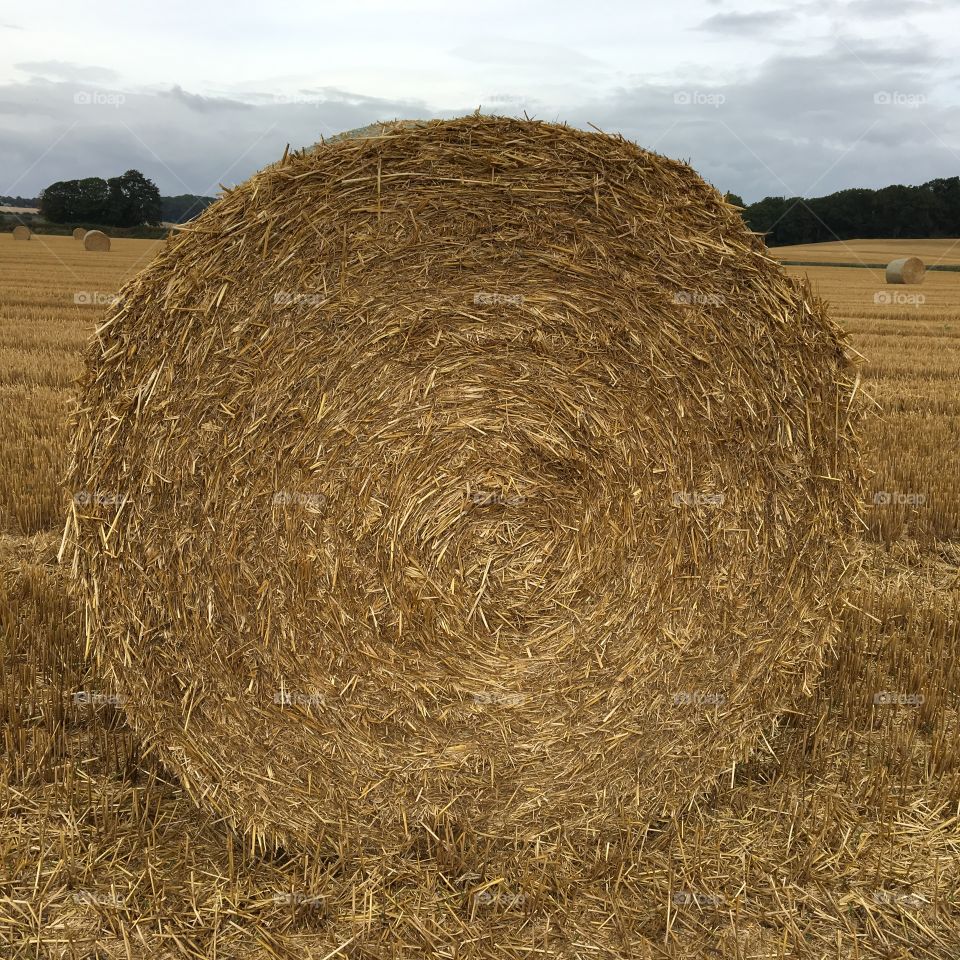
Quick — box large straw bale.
[67,116,861,873]
[12,224,30,240]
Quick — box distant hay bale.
[72,227,86,241]
[886,256,925,284]
[12,225,30,241]
[83,230,111,252]
[68,117,862,869]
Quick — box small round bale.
[886,256,925,284]
[69,116,862,872]
[72,227,86,241]
[83,230,111,252]
[12,225,31,241]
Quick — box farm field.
[1,233,958,958]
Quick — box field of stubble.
[0,233,957,959]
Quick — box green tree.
[161,194,216,223]
[75,178,110,222]
[105,170,162,227]
[38,180,76,222]
[738,176,960,246]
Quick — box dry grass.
[0,214,957,956]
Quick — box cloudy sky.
[2,0,957,203]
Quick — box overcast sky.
[2,0,958,203]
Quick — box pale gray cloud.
[16,61,119,82]
[841,0,937,17]
[449,39,603,69]
[696,10,795,33]
[162,85,253,113]
[0,2,956,205]
[0,79,444,199]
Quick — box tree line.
[727,177,960,246]
[161,194,216,223]
[5,187,215,225]
[39,170,162,227]
[27,169,960,240]
[0,194,39,207]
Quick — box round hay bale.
[886,256,925,284]
[68,117,861,867]
[83,230,111,252]
[72,227,87,241]
[12,224,30,241]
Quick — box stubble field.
[0,233,958,958]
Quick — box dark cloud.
[16,60,118,82]
[0,79,446,198]
[565,39,955,201]
[840,0,937,17]
[695,10,795,33]
[162,85,252,113]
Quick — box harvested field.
[1,201,958,958]
[775,238,960,268]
